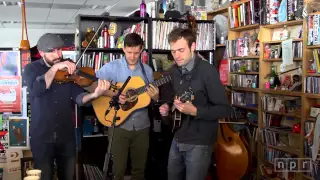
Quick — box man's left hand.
[174,98,197,116]
[92,79,110,98]
[146,84,159,100]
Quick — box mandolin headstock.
[179,87,194,103]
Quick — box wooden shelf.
[263,39,303,44]
[262,58,302,61]
[263,110,301,118]
[230,72,259,75]
[306,73,320,77]
[305,93,320,99]
[216,44,226,47]
[261,20,303,29]
[219,3,308,180]
[230,0,250,6]
[229,56,260,60]
[232,104,258,111]
[260,89,302,96]
[307,44,320,49]
[228,87,260,92]
[207,7,228,16]
[230,24,260,32]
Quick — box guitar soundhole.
[121,88,138,111]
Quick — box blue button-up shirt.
[96,57,154,131]
[23,59,87,146]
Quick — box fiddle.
[54,58,118,90]
[53,21,118,90]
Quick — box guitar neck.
[135,75,171,95]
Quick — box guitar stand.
[102,76,131,180]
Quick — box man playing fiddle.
[23,33,110,180]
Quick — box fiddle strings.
[75,21,105,66]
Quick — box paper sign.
[0,76,21,113]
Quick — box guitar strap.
[139,60,150,85]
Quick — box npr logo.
[274,158,312,172]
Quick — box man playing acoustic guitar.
[159,28,232,180]
[94,33,159,180]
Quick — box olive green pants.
[108,127,149,180]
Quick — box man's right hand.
[159,103,169,116]
[118,93,127,104]
[52,61,76,75]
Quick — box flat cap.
[37,33,64,52]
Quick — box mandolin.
[92,75,172,127]
[171,87,194,132]
[19,0,30,50]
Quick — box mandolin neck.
[135,75,171,95]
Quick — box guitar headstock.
[178,87,194,103]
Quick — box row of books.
[227,38,260,57]
[230,74,258,89]
[310,49,320,74]
[151,20,214,51]
[264,41,303,59]
[261,146,297,179]
[259,0,303,26]
[261,94,301,114]
[303,121,320,179]
[79,52,124,70]
[230,59,259,73]
[231,91,258,107]
[228,0,259,28]
[305,76,320,94]
[307,14,320,46]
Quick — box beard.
[43,54,61,66]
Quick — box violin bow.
[75,21,105,67]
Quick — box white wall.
[0,28,74,48]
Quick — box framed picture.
[8,117,29,149]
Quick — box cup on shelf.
[26,169,41,177]
[23,176,40,180]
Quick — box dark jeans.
[108,127,150,180]
[167,139,212,180]
[31,142,76,180]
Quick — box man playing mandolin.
[159,28,232,180]
[94,33,159,180]
[23,33,110,180]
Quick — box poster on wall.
[0,51,21,76]
[0,76,21,113]
[8,117,29,149]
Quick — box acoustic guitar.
[92,75,172,127]
[172,87,194,132]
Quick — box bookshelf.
[207,0,318,179]
[73,14,215,179]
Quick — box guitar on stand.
[171,87,194,133]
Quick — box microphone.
[110,76,131,108]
